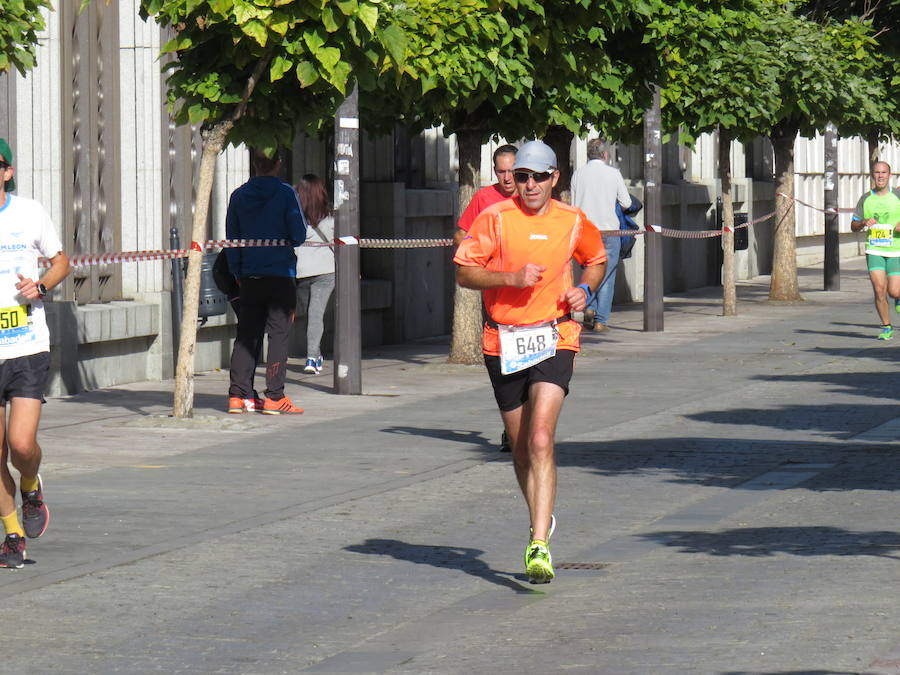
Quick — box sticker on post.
[498,323,557,375]
[868,224,893,248]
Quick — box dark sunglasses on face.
[513,170,554,184]
[0,163,8,170]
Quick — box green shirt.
[853,188,900,256]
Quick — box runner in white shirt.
[0,138,70,568]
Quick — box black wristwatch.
[36,283,48,298]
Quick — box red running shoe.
[0,533,26,568]
[262,396,304,415]
[21,474,48,539]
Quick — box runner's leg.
[501,404,529,494]
[886,265,900,308]
[0,409,16,524]
[516,381,564,543]
[869,269,890,326]
[6,398,42,482]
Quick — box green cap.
[0,138,15,193]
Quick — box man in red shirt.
[453,144,518,246]
[454,140,606,583]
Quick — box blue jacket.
[224,176,307,278]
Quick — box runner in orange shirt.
[454,140,606,583]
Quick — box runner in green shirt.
[850,161,900,340]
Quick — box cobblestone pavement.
[2,259,900,674]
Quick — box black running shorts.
[0,352,50,404]
[484,348,576,412]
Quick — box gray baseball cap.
[512,140,557,173]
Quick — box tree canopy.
[0,0,50,75]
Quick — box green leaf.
[322,6,342,32]
[188,103,208,125]
[241,19,268,46]
[316,46,341,74]
[379,24,407,66]
[270,55,292,82]
[295,60,320,87]
[357,3,378,33]
[303,27,326,53]
[330,60,353,94]
[336,0,358,16]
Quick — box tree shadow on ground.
[721,670,858,674]
[793,328,873,340]
[381,426,494,447]
[553,437,900,492]
[344,538,535,592]
[751,369,900,401]
[801,344,900,365]
[52,388,224,417]
[684,401,899,438]
[640,526,900,560]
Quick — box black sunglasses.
[0,163,8,170]
[513,171,554,184]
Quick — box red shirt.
[457,184,513,232]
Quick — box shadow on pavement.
[555,437,900,492]
[640,526,900,560]
[685,402,899,438]
[794,328,872,340]
[804,345,900,364]
[381,426,493,447]
[722,671,858,674]
[755,369,900,400]
[53,388,225,415]
[345,538,535,593]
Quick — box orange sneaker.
[262,396,304,415]
[227,397,246,414]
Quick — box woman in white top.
[295,174,335,374]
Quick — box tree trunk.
[769,122,802,302]
[545,125,574,203]
[719,128,736,316]
[172,55,270,417]
[448,128,484,365]
[867,130,880,165]
[172,125,229,417]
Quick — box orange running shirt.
[454,197,606,355]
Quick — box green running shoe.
[524,539,554,584]
[878,325,894,340]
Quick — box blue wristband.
[577,283,591,297]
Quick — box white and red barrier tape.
[48,192,847,268]
[775,192,855,215]
[49,236,454,268]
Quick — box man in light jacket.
[571,138,632,332]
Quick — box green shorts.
[866,254,900,275]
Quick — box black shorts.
[0,352,50,404]
[484,349,576,412]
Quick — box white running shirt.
[0,194,64,359]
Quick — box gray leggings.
[297,273,335,359]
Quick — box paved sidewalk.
[4,257,900,674]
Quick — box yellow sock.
[1,511,24,538]
[20,476,39,493]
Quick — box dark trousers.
[228,276,297,400]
